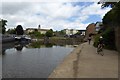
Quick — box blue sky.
[82,15,102,24]
[1,2,111,31]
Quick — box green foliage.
[29,31,45,38]
[102,27,116,50]
[103,1,120,26]
[15,25,24,35]
[75,31,81,35]
[30,41,41,48]
[96,1,120,50]
[98,1,117,8]
[7,28,16,34]
[59,30,66,35]
[93,27,116,50]
[34,31,42,38]
[93,34,101,47]
[0,19,7,34]
[29,41,53,48]
[45,29,53,37]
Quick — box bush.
[102,27,116,50]
[93,27,116,50]
[29,31,45,38]
[93,34,101,47]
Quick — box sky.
[0,1,111,31]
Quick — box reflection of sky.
[3,45,74,78]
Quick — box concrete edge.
[48,43,85,78]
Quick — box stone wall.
[115,26,120,53]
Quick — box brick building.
[85,23,96,40]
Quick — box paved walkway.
[49,42,118,78]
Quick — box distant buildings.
[63,29,78,35]
[26,25,49,34]
[78,30,86,36]
[85,22,103,40]
[63,29,79,36]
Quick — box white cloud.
[1,2,111,31]
[1,0,101,3]
[80,3,111,18]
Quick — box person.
[97,36,104,53]
[88,36,92,44]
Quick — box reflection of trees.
[45,43,53,47]
[15,45,23,51]
[2,42,29,54]
[2,49,6,55]
[29,41,54,48]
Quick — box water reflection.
[14,44,23,51]
[28,41,56,48]
[2,41,77,55]
[2,42,29,55]
[2,41,74,78]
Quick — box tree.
[45,29,53,37]
[59,30,65,35]
[15,25,24,35]
[95,1,120,50]
[98,0,119,8]
[75,31,81,35]
[0,19,7,34]
[7,28,16,34]
[102,1,120,26]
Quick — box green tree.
[29,30,45,38]
[15,25,24,35]
[59,30,65,35]
[75,31,81,35]
[33,31,42,38]
[94,1,120,50]
[45,29,53,37]
[102,1,120,26]
[7,28,16,34]
[0,19,7,34]
[98,0,118,8]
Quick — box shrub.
[94,27,116,50]
[93,34,101,47]
[102,27,116,50]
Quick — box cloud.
[1,2,111,31]
[1,0,100,2]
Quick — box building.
[85,23,96,39]
[78,30,86,36]
[38,29,49,34]
[26,25,50,34]
[63,29,79,36]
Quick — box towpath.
[49,41,118,78]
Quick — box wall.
[85,23,96,40]
[115,26,120,53]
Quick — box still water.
[2,42,74,78]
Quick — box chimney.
[38,25,41,29]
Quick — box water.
[2,42,74,78]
